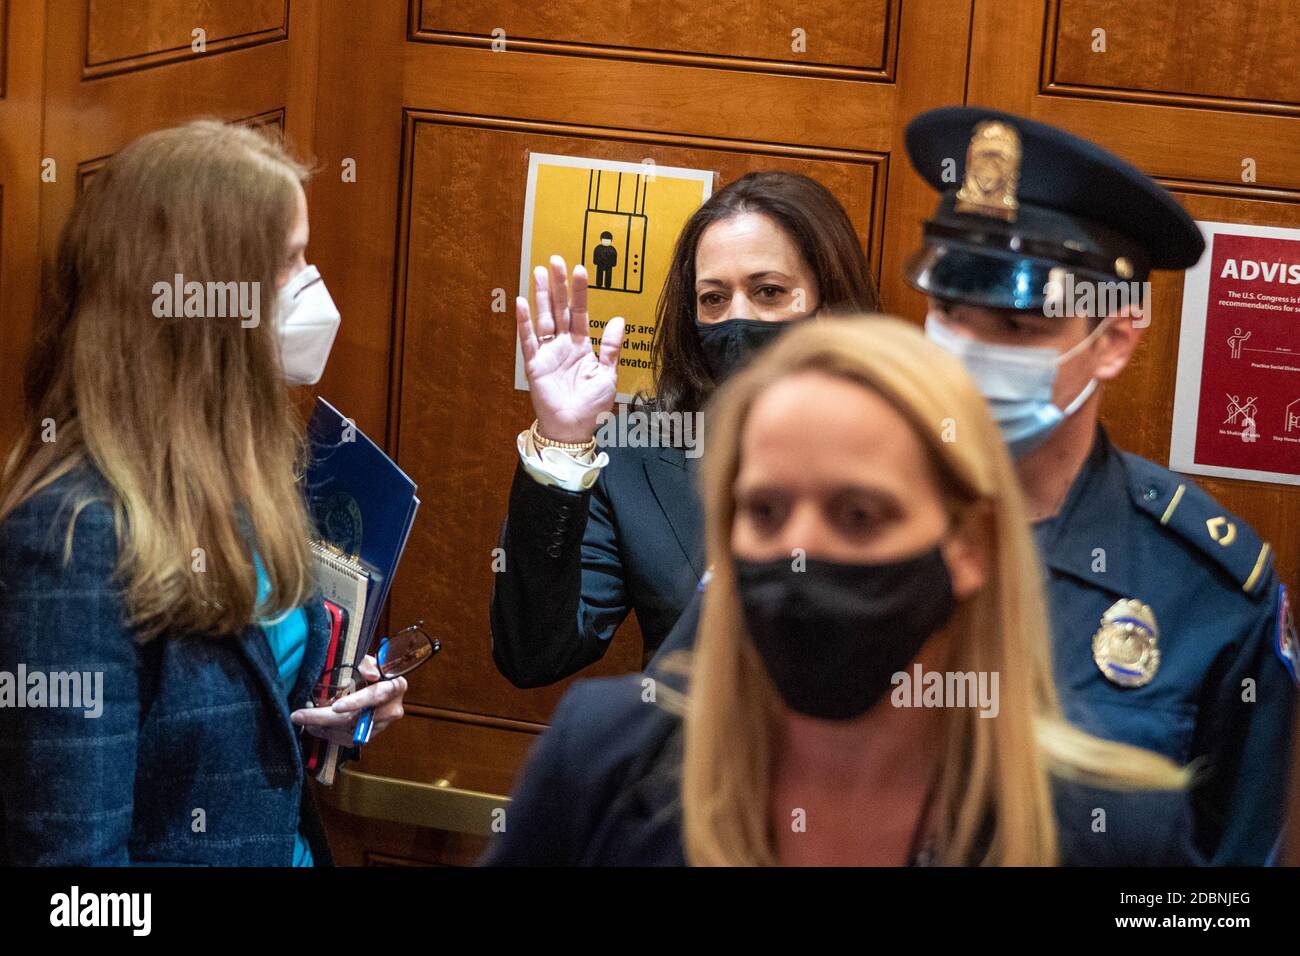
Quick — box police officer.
[904,106,1294,864]
[649,106,1296,865]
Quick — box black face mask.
[695,316,812,382]
[734,547,956,721]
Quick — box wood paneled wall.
[1,0,1297,865]
[0,0,45,449]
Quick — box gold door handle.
[317,765,510,837]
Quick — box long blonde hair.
[681,315,1187,866]
[0,120,315,640]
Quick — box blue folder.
[304,397,419,660]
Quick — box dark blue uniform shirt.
[1035,427,1294,864]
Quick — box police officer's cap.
[904,107,1205,312]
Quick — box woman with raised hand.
[491,171,879,687]
[483,316,1191,866]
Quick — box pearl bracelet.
[531,419,597,453]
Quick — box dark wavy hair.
[645,171,879,414]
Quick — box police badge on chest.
[1092,598,1161,688]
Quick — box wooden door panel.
[413,0,897,77]
[84,0,288,77]
[40,0,318,259]
[970,4,1300,191]
[1048,0,1300,112]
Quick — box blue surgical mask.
[924,315,1109,458]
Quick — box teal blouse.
[254,554,314,867]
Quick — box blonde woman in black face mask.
[482,317,1191,867]
[492,172,879,689]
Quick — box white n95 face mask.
[277,264,341,385]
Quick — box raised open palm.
[516,255,625,444]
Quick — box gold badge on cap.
[1092,599,1160,688]
[955,120,1022,222]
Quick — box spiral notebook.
[308,540,369,784]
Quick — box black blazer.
[480,669,1202,867]
[490,443,705,687]
[479,672,686,866]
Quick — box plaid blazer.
[0,464,336,865]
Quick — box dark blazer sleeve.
[478,684,587,865]
[647,586,702,667]
[489,458,630,687]
[0,494,141,865]
[479,675,678,866]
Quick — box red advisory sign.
[1172,223,1300,485]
